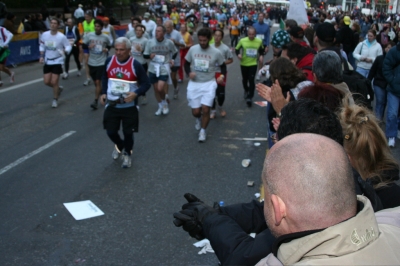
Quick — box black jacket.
[368,53,387,89]
[335,25,356,54]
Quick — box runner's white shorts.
[187,80,218,108]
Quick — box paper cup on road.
[242,159,251,168]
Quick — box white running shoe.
[62,72,68,79]
[155,107,163,116]
[195,118,201,130]
[162,104,169,115]
[210,110,216,119]
[198,131,206,142]
[112,145,121,160]
[83,79,91,86]
[10,72,15,83]
[389,137,395,147]
[121,152,132,168]
[173,87,180,99]
[52,99,58,108]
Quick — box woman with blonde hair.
[338,102,400,209]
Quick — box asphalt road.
[0,31,269,265]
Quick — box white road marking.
[0,131,76,176]
[0,69,78,94]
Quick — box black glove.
[173,193,221,240]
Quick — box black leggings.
[107,130,134,155]
[65,46,81,73]
[240,65,257,99]
[230,35,239,48]
[212,84,225,108]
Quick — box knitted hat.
[271,30,291,48]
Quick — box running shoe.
[246,99,252,107]
[210,110,216,119]
[77,70,82,76]
[58,86,63,98]
[162,104,169,115]
[141,96,147,105]
[10,72,15,83]
[52,99,58,108]
[90,100,98,110]
[121,152,132,168]
[173,87,180,99]
[62,72,68,79]
[389,137,395,148]
[195,118,201,130]
[198,131,206,142]
[83,79,91,86]
[218,107,226,117]
[155,107,163,116]
[112,145,121,160]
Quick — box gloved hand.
[173,193,221,240]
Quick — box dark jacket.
[202,168,384,266]
[368,53,388,89]
[34,20,48,32]
[373,167,400,209]
[23,21,33,32]
[382,43,400,97]
[336,25,356,54]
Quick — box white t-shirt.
[39,31,72,65]
[141,19,157,38]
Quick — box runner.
[235,26,264,107]
[129,24,149,105]
[184,28,226,142]
[100,37,150,168]
[126,17,150,40]
[0,24,14,86]
[83,19,111,110]
[81,11,95,86]
[178,23,193,83]
[252,13,270,80]
[164,20,185,99]
[39,18,71,108]
[210,29,233,119]
[228,13,240,51]
[143,25,178,116]
[141,12,157,38]
[101,17,116,46]
[62,18,81,79]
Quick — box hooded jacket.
[353,39,383,70]
[382,43,400,97]
[256,196,400,266]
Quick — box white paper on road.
[63,200,104,220]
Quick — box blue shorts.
[148,72,168,84]
[83,48,89,54]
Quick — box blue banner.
[7,33,40,66]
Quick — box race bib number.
[204,18,209,23]
[153,55,165,63]
[246,48,257,58]
[231,26,237,30]
[93,44,103,54]
[110,78,135,96]
[256,34,264,40]
[68,39,75,45]
[194,59,210,72]
[45,41,56,51]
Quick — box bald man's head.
[262,133,356,238]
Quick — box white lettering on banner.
[109,67,131,79]
[20,46,31,55]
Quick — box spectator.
[353,29,383,78]
[0,1,7,26]
[98,2,106,17]
[34,13,48,32]
[256,133,400,265]
[23,15,33,32]
[74,4,85,23]
[3,13,17,35]
[336,16,356,69]
[281,42,315,81]
[382,41,400,147]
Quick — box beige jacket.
[256,196,400,265]
[331,82,355,105]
